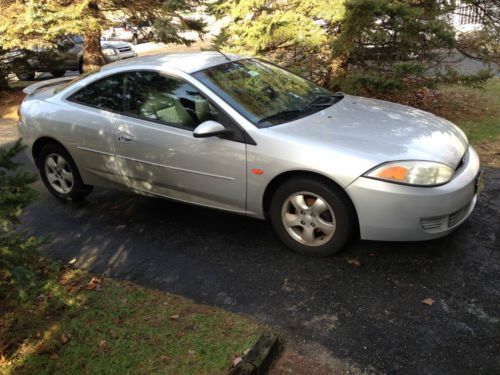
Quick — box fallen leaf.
[346,258,361,267]
[34,330,42,339]
[50,352,60,360]
[231,356,243,368]
[86,277,103,291]
[158,355,170,364]
[60,335,70,345]
[421,298,435,306]
[67,284,82,293]
[169,314,180,320]
[99,340,108,352]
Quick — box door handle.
[117,134,134,142]
[117,133,134,143]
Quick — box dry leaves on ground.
[345,258,361,267]
[99,340,108,352]
[421,298,435,306]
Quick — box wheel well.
[262,171,359,230]
[32,137,67,168]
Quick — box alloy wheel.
[281,191,336,246]
[44,153,74,194]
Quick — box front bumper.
[105,51,137,63]
[346,146,481,241]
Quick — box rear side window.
[70,74,124,112]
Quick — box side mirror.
[193,121,231,138]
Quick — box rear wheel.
[38,144,93,202]
[14,61,35,81]
[50,70,66,77]
[270,177,355,256]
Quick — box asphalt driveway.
[13,149,500,374]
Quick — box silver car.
[18,52,483,256]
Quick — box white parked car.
[103,21,154,45]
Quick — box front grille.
[448,204,469,227]
[421,217,446,231]
[117,47,132,52]
[421,200,472,233]
[455,150,468,171]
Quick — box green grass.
[0,258,261,374]
[438,78,500,144]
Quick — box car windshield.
[193,59,339,127]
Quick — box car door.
[113,70,247,213]
[65,73,125,185]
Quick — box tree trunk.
[323,54,350,89]
[83,29,105,73]
[82,1,104,73]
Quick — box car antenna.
[214,49,231,61]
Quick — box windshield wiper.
[306,92,345,108]
[258,109,302,124]
[258,93,345,125]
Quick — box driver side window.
[123,71,219,130]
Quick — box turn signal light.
[377,166,408,180]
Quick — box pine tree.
[0,140,37,233]
[0,140,40,301]
[0,0,205,72]
[211,0,494,92]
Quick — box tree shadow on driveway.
[20,168,500,375]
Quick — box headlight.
[365,161,454,186]
[102,48,116,56]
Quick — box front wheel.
[38,144,93,202]
[270,177,355,256]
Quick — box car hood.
[270,95,468,168]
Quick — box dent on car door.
[66,74,125,185]
[113,71,247,213]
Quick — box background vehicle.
[103,20,155,45]
[4,36,136,81]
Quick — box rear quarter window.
[69,74,125,112]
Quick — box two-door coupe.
[18,52,482,256]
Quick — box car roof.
[100,51,246,74]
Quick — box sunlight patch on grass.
[1,265,261,374]
[438,78,500,144]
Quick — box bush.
[0,140,40,301]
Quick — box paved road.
[9,144,498,375]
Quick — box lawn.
[437,78,500,144]
[0,254,261,375]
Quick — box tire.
[132,35,138,45]
[14,61,35,81]
[38,144,93,202]
[270,177,355,256]
[50,70,66,77]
